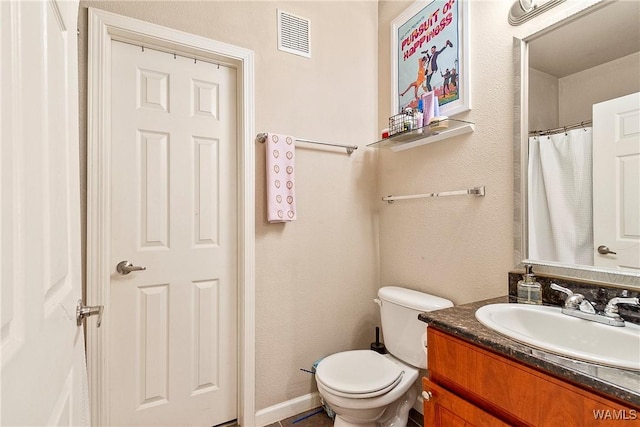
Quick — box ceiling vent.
[277,9,311,58]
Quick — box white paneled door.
[108,41,238,426]
[1,1,88,426]
[593,92,640,271]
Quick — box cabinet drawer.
[427,328,639,426]
[423,377,510,426]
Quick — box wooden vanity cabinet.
[424,328,640,426]
[422,377,509,426]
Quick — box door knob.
[76,300,103,327]
[597,245,617,255]
[422,390,433,401]
[116,260,147,275]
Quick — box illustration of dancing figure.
[450,67,458,88]
[421,40,453,92]
[400,55,428,100]
[441,69,451,94]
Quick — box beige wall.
[529,68,559,131]
[78,0,380,411]
[375,1,630,307]
[528,52,640,131]
[559,52,640,124]
[78,0,624,417]
[377,1,515,305]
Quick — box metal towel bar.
[256,133,358,155]
[382,186,485,203]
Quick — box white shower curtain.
[528,127,593,265]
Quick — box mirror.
[514,0,640,287]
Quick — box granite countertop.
[419,296,640,408]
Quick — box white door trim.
[86,8,255,426]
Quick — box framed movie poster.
[392,0,470,117]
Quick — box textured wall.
[377,1,515,306]
[76,0,624,417]
[526,52,639,132]
[529,68,559,131]
[78,0,380,411]
[376,0,637,307]
[559,52,640,124]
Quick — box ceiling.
[528,0,640,78]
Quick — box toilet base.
[334,415,376,427]
[324,384,417,427]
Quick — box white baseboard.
[254,390,421,426]
[254,392,322,427]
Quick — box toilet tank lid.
[378,286,453,311]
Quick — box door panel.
[1,1,86,425]
[109,40,238,426]
[593,92,640,271]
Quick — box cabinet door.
[423,377,510,427]
[428,328,640,425]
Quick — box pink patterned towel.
[265,133,297,223]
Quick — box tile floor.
[220,407,423,427]
[263,407,424,427]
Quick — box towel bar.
[382,186,485,203]
[256,133,358,155]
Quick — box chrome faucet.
[550,283,636,327]
[550,283,589,310]
[603,296,640,325]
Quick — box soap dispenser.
[517,265,542,304]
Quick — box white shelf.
[368,119,474,152]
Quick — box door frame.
[86,8,256,426]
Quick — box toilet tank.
[377,286,453,369]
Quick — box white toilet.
[315,286,453,427]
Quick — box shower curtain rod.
[529,119,592,136]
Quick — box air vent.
[277,9,311,58]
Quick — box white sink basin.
[475,303,640,371]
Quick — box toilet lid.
[315,350,404,398]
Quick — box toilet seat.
[315,350,404,398]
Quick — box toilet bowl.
[315,351,418,427]
[315,286,453,427]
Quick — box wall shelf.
[368,118,474,152]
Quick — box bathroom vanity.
[419,297,640,426]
